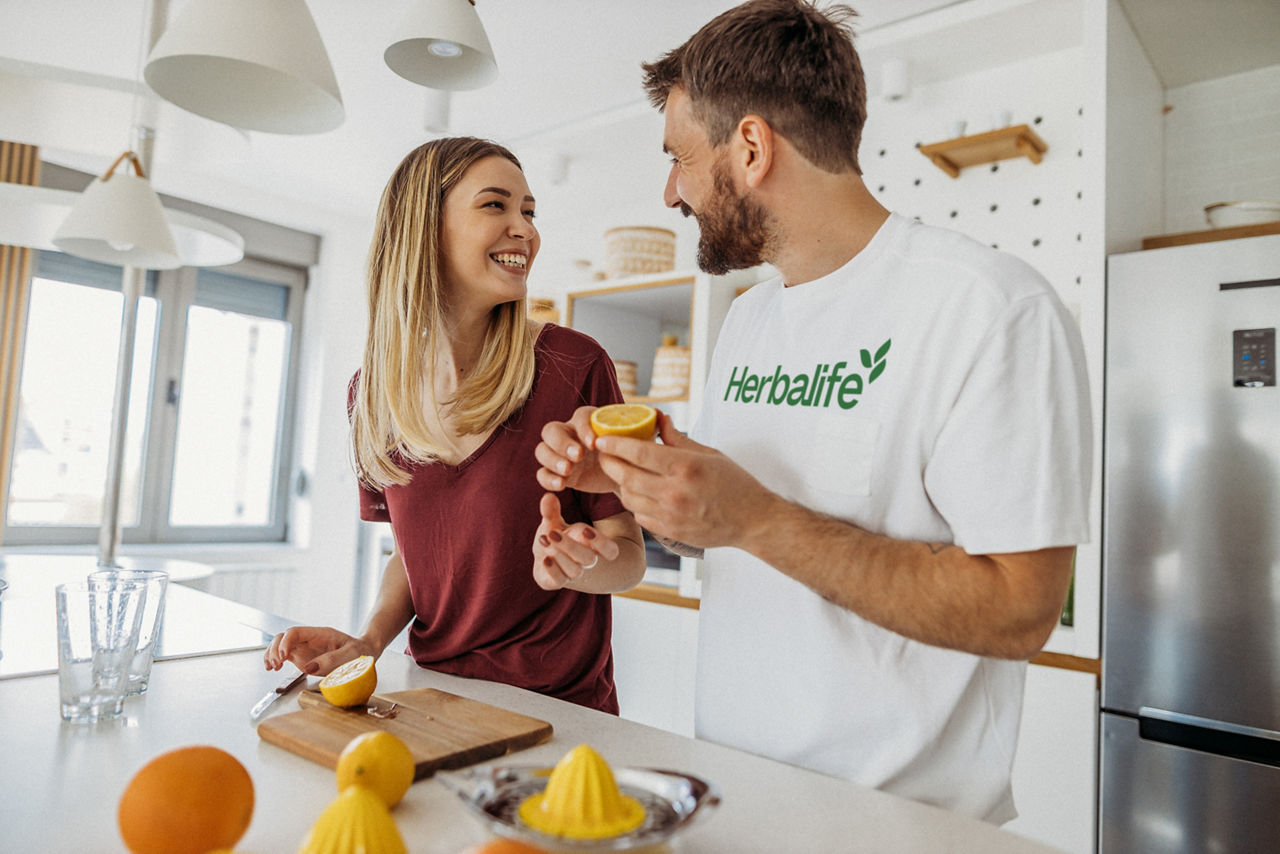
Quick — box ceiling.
[0,0,1277,253]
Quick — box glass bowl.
[438,762,721,851]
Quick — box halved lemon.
[589,404,657,440]
[319,655,377,708]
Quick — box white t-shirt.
[691,212,1092,823]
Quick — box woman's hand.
[535,406,618,495]
[263,626,379,676]
[532,492,621,590]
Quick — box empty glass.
[88,569,169,695]
[55,579,147,722]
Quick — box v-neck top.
[357,324,627,712]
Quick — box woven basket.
[648,334,690,399]
[603,226,676,278]
[612,360,638,397]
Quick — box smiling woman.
[264,137,647,714]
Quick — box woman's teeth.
[491,253,526,269]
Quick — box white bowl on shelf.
[1204,200,1280,228]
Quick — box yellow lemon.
[336,731,415,808]
[589,404,657,440]
[318,655,377,708]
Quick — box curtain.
[0,140,40,543]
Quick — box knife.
[250,669,306,720]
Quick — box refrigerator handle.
[1139,707,1280,769]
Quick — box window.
[4,251,305,544]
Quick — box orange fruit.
[589,404,657,440]
[319,654,377,707]
[459,839,549,853]
[118,745,254,854]
[336,731,416,807]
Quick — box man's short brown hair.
[642,0,866,175]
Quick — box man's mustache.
[679,201,695,218]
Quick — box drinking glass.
[55,579,147,723]
[89,569,168,694]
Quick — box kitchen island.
[0,643,1065,853]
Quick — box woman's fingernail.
[304,663,318,675]
[583,528,596,540]
[549,530,562,543]
[543,556,554,567]
[539,535,550,547]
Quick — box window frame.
[2,252,307,546]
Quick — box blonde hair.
[352,137,538,487]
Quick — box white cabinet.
[1006,664,1099,853]
[610,595,698,737]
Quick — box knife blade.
[250,669,306,720]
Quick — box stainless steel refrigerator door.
[1103,235,1280,731]
[1100,712,1280,852]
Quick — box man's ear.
[736,115,774,189]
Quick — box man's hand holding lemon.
[535,404,775,552]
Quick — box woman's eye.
[483,200,505,210]
[523,209,537,220]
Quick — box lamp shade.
[385,0,498,91]
[52,159,181,270]
[144,0,344,135]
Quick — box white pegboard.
[861,46,1088,316]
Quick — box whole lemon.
[336,731,415,808]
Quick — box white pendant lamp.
[52,151,181,270]
[144,0,344,135]
[385,0,498,91]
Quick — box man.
[534,0,1091,823]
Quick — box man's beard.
[687,159,776,275]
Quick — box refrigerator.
[1100,232,1280,852]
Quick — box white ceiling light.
[0,182,244,268]
[144,0,344,135]
[385,0,499,91]
[52,151,181,270]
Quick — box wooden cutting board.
[257,688,553,779]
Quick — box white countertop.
[0,647,1065,853]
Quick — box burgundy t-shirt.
[357,324,626,713]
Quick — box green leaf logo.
[862,338,890,384]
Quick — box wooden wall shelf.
[1141,219,1280,249]
[918,124,1048,178]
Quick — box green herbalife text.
[723,339,891,409]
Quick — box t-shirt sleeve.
[923,293,1093,554]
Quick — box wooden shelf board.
[1141,219,1280,249]
[616,582,700,610]
[918,124,1048,178]
[625,394,689,404]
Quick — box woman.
[265,137,646,713]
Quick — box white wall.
[1162,63,1280,234]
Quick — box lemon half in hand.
[590,404,657,440]
[319,655,377,708]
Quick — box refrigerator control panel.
[1233,327,1275,387]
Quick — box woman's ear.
[737,115,774,189]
